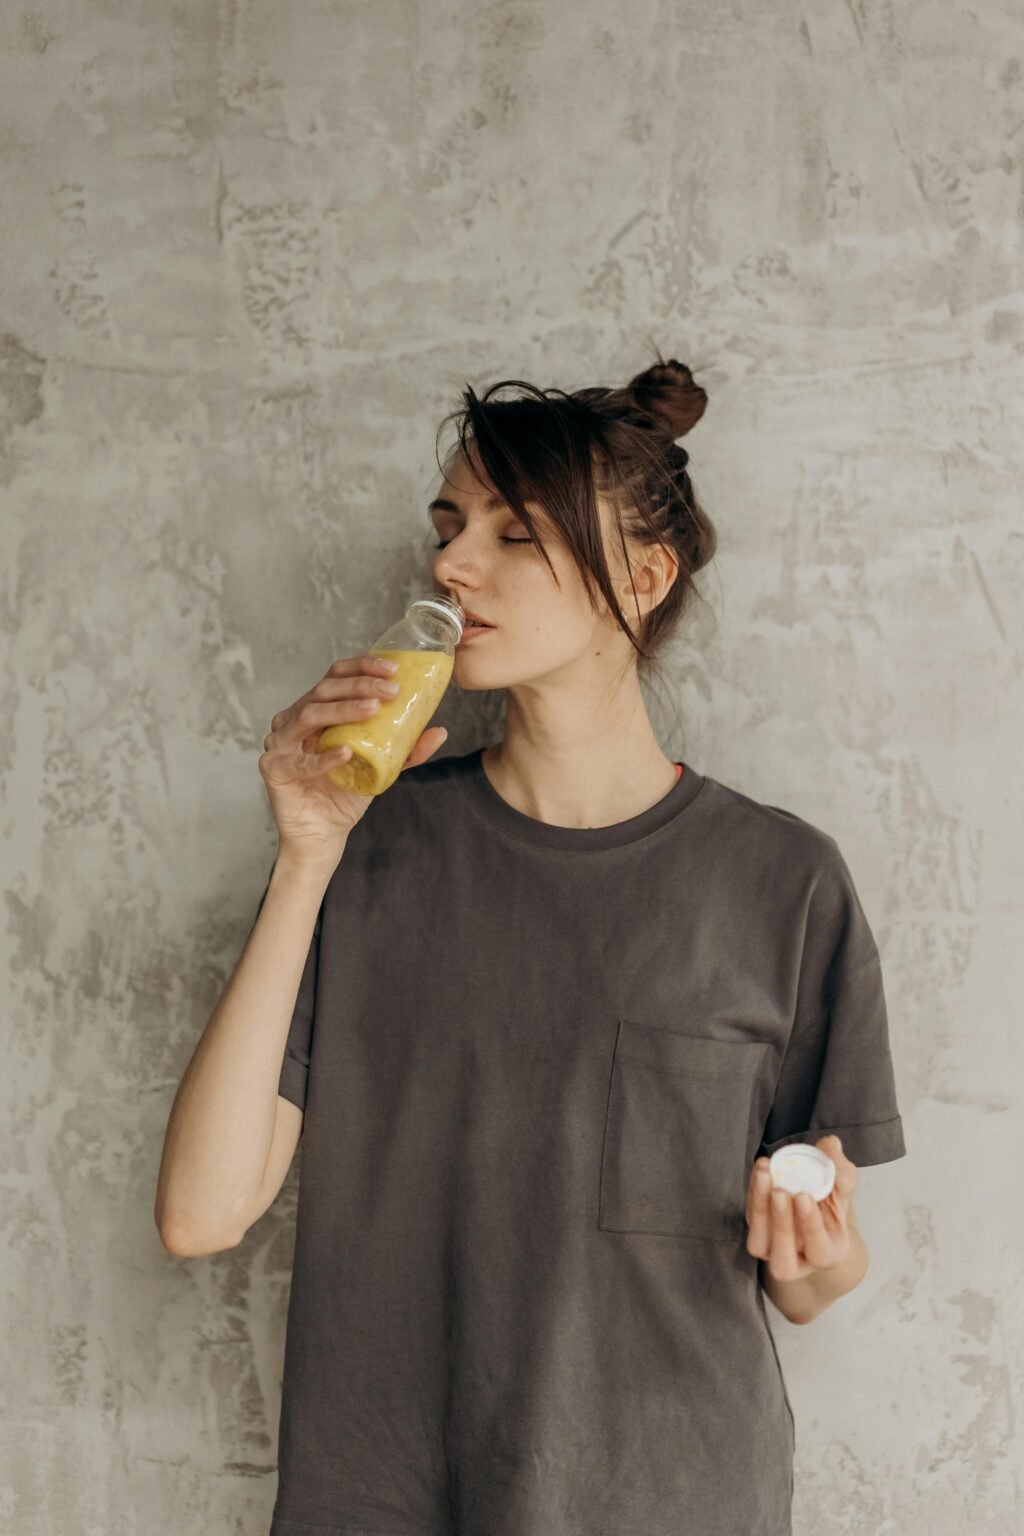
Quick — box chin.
[453,669,504,691]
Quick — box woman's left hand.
[745,1134,858,1281]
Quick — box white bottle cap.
[768,1143,836,1201]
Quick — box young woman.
[156,355,907,1536]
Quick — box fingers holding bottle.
[258,654,412,860]
[262,655,403,782]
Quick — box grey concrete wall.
[2,3,1021,1533]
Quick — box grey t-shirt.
[249,748,907,1536]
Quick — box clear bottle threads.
[315,594,465,796]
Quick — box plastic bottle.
[315,594,465,795]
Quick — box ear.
[618,538,679,615]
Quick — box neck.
[483,673,680,830]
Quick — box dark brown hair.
[431,345,717,678]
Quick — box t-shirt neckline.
[456,748,706,852]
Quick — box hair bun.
[627,356,708,441]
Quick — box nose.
[431,532,485,599]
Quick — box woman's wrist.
[273,843,345,894]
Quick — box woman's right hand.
[258,653,448,870]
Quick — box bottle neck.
[409,596,464,645]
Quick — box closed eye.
[432,537,532,549]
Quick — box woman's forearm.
[154,852,336,1253]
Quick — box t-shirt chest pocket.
[598,1019,770,1242]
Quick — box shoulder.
[697,770,843,878]
[700,772,878,957]
[697,774,878,970]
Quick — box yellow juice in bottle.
[316,647,454,795]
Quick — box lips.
[458,613,496,644]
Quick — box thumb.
[403,725,449,770]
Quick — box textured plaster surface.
[2,3,1022,1534]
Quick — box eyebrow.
[427,494,508,517]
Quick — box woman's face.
[428,448,635,689]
